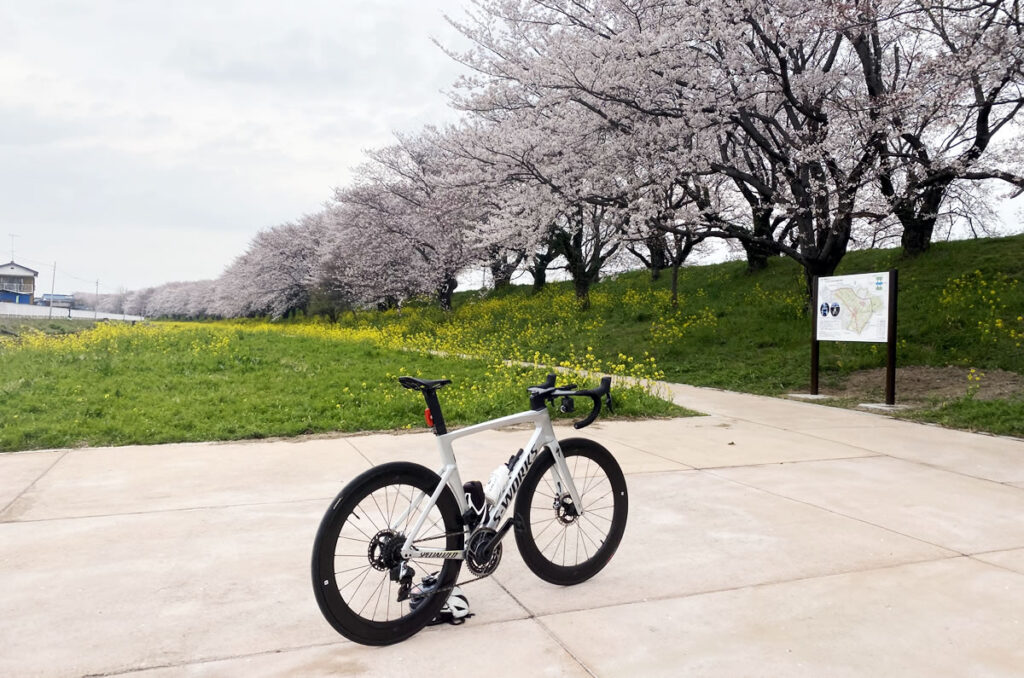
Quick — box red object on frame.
[424,408,434,428]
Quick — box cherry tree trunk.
[898,184,946,256]
[437,277,458,311]
[645,233,668,281]
[530,267,547,292]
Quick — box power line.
[9,252,126,295]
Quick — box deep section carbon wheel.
[311,462,463,645]
[514,438,628,585]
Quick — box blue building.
[0,261,38,304]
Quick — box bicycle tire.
[514,438,628,585]
[311,461,464,645]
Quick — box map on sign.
[816,272,890,343]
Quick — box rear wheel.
[311,462,463,645]
[514,438,628,585]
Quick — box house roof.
[0,261,39,276]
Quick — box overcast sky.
[4,2,1023,296]
[0,0,470,294]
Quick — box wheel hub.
[554,493,579,525]
[367,529,405,571]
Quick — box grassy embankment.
[2,234,1020,450]
[0,322,684,451]
[327,234,1023,436]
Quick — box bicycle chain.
[409,530,494,594]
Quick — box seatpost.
[422,389,448,435]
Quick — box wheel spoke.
[358,573,388,618]
[516,448,624,577]
[344,513,375,542]
[541,523,566,556]
[370,491,388,528]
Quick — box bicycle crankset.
[465,527,503,576]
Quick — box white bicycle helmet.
[437,586,470,624]
[409,574,473,626]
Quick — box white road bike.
[311,374,628,645]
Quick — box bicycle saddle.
[398,376,452,391]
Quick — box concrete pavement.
[2,384,1023,677]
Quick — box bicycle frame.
[398,406,584,561]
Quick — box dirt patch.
[826,366,1024,405]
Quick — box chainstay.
[410,530,491,593]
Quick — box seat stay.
[399,464,460,559]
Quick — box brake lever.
[604,391,614,415]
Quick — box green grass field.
[0,322,686,451]
[2,234,1021,450]
[321,234,1024,436]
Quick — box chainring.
[465,527,503,576]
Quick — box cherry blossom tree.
[445,0,1023,292]
[322,130,489,310]
[211,213,327,319]
[841,0,1024,254]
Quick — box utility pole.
[49,262,56,318]
[7,233,18,261]
[94,279,99,320]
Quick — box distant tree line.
[123,0,1024,318]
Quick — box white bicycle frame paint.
[398,406,584,560]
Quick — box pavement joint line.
[338,436,375,468]
[968,546,1024,557]
[79,555,1006,678]
[0,449,70,519]
[792,428,1024,487]
[593,435,696,470]
[484,572,599,678]
[0,496,336,525]
[77,639,351,678]
[489,572,539,619]
[965,554,1024,577]
[700,466,967,558]
[526,553,975,621]
[619,467,697,477]
[77,614,559,677]
[532,615,600,678]
[694,452,882,471]
[665,381,1024,450]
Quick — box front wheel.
[514,438,628,585]
[311,461,464,645]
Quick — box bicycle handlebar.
[559,376,612,429]
[528,375,612,429]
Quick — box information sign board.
[815,272,891,343]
